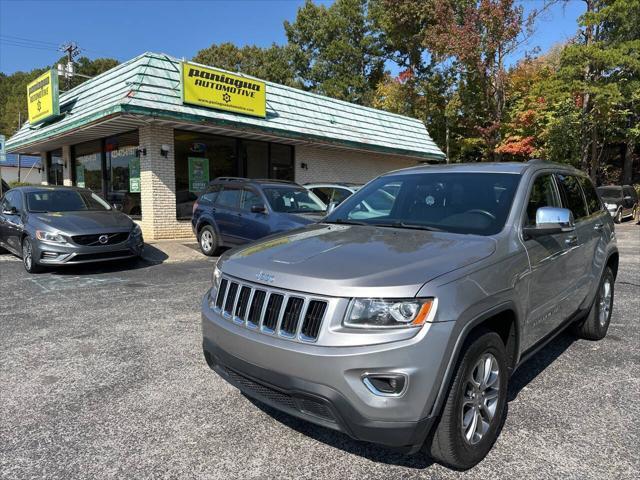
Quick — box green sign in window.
[188,157,209,193]
[129,156,140,193]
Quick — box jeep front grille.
[214,275,329,342]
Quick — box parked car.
[305,182,397,217]
[597,185,638,223]
[201,161,618,469]
[304,183,361,206]
[0,186,143,273]
[192,177,327,256]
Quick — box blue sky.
[0,0,586,74]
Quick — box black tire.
[428,331,508,470]
[614,209,622,223]
[572,266,614,341]
[198,225,218,256]
[22,237,43,273]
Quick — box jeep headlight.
[208,265,223,307]
[212,265,222,288]
[344,298,435,329]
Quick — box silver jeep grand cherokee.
[201,161,617,469]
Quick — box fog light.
[363,374,407,396]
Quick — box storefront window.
[73,140,102,193]
[174,130,237,219]
[270,144,294,181]
[105,131,141,218]
[47,149,64,185]
[174,130,296,220]
[243,140,269,178]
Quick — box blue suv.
[192,177,327,256]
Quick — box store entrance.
[72,130,141,219]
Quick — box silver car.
[0,186,143,273]
[201,161,617,469]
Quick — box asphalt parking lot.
[1,223,638,480]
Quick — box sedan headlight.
[344,298,435,329]
[35,230,66,244]
[132,223,142,235]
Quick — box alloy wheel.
[461,353,500,445]
[23,239,32,270]
[598,277,613,327]
[200,230,213,252]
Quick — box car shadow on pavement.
[246,397,435,469]
[507,330,576,402]
[244,330,578,469]
[42,244,169,276]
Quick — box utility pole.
[17,111,21,182]
[59,42,81,89]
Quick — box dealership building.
[5,52,445,239]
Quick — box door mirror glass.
[524,207,575,237]
[250,203,267,214]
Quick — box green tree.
[192,42,302,88]
[284,0,385,104]
[558,0,640,181]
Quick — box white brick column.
[138,124,193,240]
[62,145,73,186]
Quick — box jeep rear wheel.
[573,266,614,340]
[428,331,508,470]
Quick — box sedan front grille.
[72,232,129,246]
[213,275,329,342]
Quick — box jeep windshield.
[325,172,520,236]
[263,186,326,213]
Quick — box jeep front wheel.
[428,331,508,470]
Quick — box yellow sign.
[182,62,266,118]
[27,69,60,124]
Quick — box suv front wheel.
[428,331,508,469]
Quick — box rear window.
[597,186,622,199]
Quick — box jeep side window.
[556,174,588,220]
[525,174,559,226]
[578,177,602,214]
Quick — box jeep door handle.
[594,223,604,231]
[565,235,578,245]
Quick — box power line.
[0,34,59,47]
[0,39,60,52]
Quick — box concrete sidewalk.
[142,239,211,264]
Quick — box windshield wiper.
[373,221,445,232]
[324,218,369,226]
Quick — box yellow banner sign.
[27,69,60,125]
[182,62,266,118]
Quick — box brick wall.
[138,124,194,240]
[294,144,420,185]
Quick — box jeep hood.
[221,223,496,297]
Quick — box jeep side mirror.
[523,207,575,237]
[251,203,267,214]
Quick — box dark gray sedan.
[0,186,143,273]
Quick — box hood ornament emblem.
[256,271,274,283]
[98,234,109,245]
